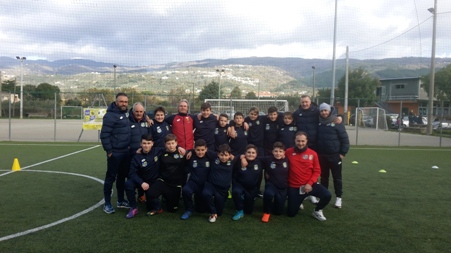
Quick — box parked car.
[403,115,427,127]
[432,121,451,130]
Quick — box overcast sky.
[1,0,450,66]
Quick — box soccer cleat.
[138,195,146,203]
[309,196,319,204]
[232,210,244,221]
[334,197,342,208]
[117,200,131,209]
[146,209,163,216]
[312,209,327,221]
[126,208,138,219]
[208,214,218,223]
[181,211,193,220]
[261,213,270,223]
[299,203,304,210]
[103,203,115,214]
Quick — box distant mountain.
[1,56,449,91]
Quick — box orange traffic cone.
[12,158,21,171]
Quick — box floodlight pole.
[312,66,316,99]
[216,69,225,109]
[330,0,338,105]
[16,56,26,119]
[427,0,437,135]
[113,65,117,91]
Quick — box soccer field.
[1,143,450,252]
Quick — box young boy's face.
[272,147,285,159]
[218,116,228,127]
[245,148,257,161]
[141,139,154,153]
[234,115,244,126]
[194,145,207,158]
[295,134,308,150]
[155,111,165,122]
[248,110,258,121]
[268,112,278,122]
[165,140,177,152]
[201,108,211,118]
[218,151,231,163]
[283,116,293,125]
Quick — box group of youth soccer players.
[122,101,349,223]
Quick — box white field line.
[0,170,104,242]
[0,145,100,177]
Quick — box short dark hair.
[141,133,153,141]
[295,131,308,139]
[219,113,229,119]
[234,112,244,119]
[246,144,258,153]
[164,134,177,143]
[273,141,285,150]
[283,111,293,119]
[218,144,231,154]
[195,139,207,148]
[154,106,166,115]
[268,106,278,114]
[249,107,259,114]
[116,92,127,99]
[201,102,211,111]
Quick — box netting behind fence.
[204,99,289,117]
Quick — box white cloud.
[0,0,450,65]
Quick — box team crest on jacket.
[193,160,198,168]
[174,154,180,159]
[141,122,147,127]
[265,124,270,130]
[249,122,253,127]
[254,164,259,170]
[244,131,248,136]
[215,158,220,164]
[331,123,335,127]
[206,161,210,167]
[270,162,276,169]
[185,117,191,122]
[125,113,129,117]
[141,159,147,167]
[131,125,135,128]
[215,128,219,134]
[289,126,296,131]
[309,155,314,160]
[154,156,158,162]
[256,120,260,125]
[302,154,308,160]
[157,126,162,133]
[241,167,247,171]
[227,161,231,166]
[283,162,287,168]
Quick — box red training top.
[286,147,320,188]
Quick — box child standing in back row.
[228,112,248,156]
[279,112,297,149]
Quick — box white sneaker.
[309,196,319,204]
[334,197,342,208]
[312,210,327,221]
[299,203,304,210]
[209,214,217,223]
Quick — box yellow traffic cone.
[12,158,21,171]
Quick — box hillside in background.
[1,56,449,95]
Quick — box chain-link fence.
[0,91,450,146]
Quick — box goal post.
[355,107,388,130]
[204,99,289,117]
[61,106,83,119]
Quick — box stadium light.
[426,0,437,135]
[16,56,26,119]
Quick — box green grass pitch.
[1,143,450,252]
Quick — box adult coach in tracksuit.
[100,92,131,214]
[128,102,151,155]
[317,103,350,209]
[165,99,194,150]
